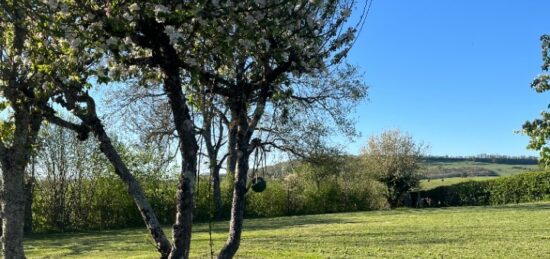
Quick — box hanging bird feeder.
[251,177,267,193]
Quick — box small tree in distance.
[361,129,427,208]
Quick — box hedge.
[411,171,550,207]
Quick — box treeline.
[266,155,539,180]
[423,155,538,165]
[30,133,387,232]
[30,126,543,233]
[25,124,392,232]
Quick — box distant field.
[418,160,539,190]
[22,202,550,258]
[423,160,538,177]
[419,176,497,190]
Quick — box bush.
[413,171,550,207]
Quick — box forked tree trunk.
[218,106,251,259]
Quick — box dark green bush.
[414,171,550,207]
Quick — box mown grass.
[22,202,550,258]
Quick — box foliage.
[523,35,550,167]
[414,170,550,207]
[420,176,497,190]
[32,124,178,232]
[20,202,550,258]
[361,129,428,207]
[29,133,386,232]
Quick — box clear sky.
[345,0,550,157]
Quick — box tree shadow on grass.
[26,229,154,257]
[193,214,357,233]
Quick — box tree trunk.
[163,72,198,259]
[23,179,33,236]
[1,167,27,259]
[90,118,172,258]
[46,95,173,258]
[226,125,238,177]
[210,162,223,220]
[218,110,250,259]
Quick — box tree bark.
[226,124,238,177]
[218,103,251,259]
[23,178,33,236]
[163,72,198,259]
[1,167,27,259]
[0,110,41,259]
[91,118,173,258]
[210,161,223,220]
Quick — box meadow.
[23,202,550,258]
[423,160,538,177]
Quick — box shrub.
[414,171,550,207]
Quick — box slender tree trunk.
[89,118,173,258]
[218,108,250,259]
[1,167,27,259]
[163,72,198,259]
[46,95,173,258]
[210,162,223,220]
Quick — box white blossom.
[154,4,169,14]
[128,65,138,74]
[164,26,183,45]
[106,37,119,47]
[70,38,81,49]
[128,3,140,12]
[123,37,133,45]
[123,12,133,21]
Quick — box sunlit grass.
[20,202,550,258]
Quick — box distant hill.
[261,155,539,180]
[422,156,538,179]
[423,155,538,165]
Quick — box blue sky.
[345,0,550,157]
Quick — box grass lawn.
[20,202,550,258]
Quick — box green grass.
[419,176,497,190]
[22,202,550,258]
